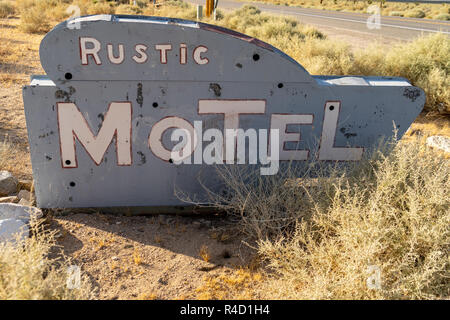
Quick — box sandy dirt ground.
[50,212,255,299]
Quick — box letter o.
[148,117,197,161]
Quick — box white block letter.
[58,102,132,167]
[133,44,148,64]
[193,45,208,65]
[318,101,363,161]
[155,44,172,64]
[270,114,313,161]
[107,43,125,64]
[80,37,101,65]
[198,100,265,163]
[148,117,197,162]
[180,43,187,65]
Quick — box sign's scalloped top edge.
[44,14,307,76]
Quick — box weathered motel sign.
[23,15,425,210]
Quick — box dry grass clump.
[199,244,211,262]
[196,268,264,299]
[216,5,325,43]
[208,136,449,299]
[435,14,450,21]
[15,0,116,33]
[0,138,31,177]
[17,1,51,34]
[0,138,18,172]
[0,139,12,170]
[0,219,96,299]
[247,0,450,21]
[404,9,426,19]
[0,0,15,18]
[288,33,450,114]
[364,34,449,114]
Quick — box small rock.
[18,179,33,191]
[426,135,450,153]
[0,203,43,223]
[18,190,32,201]
[18,198,32,206]
[0,218,29,244]
[0,196,18,203]
[112,256,119,261]
[0,171,18,196]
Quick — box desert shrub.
[434,14,450,21]
[0,1,15,18]
[216,5,324,45]
[85,1,115,15]
[248,0,447,20]
[116,4,142,15]
[16,0,68,33]
[0,138,14,171]
[382,34,450,113]
[206,136,449,299]
[259,138,449,299]
[404,10,426,19]
[19,4,51,34]
[389,11,403,17]
[286,33,449,113]
[0,219,96,299]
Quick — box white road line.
[260,8,450,34]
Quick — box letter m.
[57,102,132,168]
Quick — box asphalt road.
[186,0,450,42]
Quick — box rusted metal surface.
[23,15,425,209]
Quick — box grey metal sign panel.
[23,15,425,209]
[40,15,312,84]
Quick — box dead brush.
[0,218,96,299]
[0,1,15,18]
[205,136,449,299]
[195,268,264,299]
[199,245,211,262]
[248,0,449,20]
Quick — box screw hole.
[222,250,231,259]
[65,160,71,165]
[329,105,335,111]
[64,73,72,80]
[277,83,284,89]
[252,54,260,61]
[152,102,158,108]
[69,181,76,187]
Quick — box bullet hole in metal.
[209,83,221,97]
[153,102,158,108]
[252,54,260,61]
[329,105,335,111]
[69,181,76,187]
[278,83,284,89]
[168,158,173,163]
[65,73,72,80]
[65,160,71,165]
